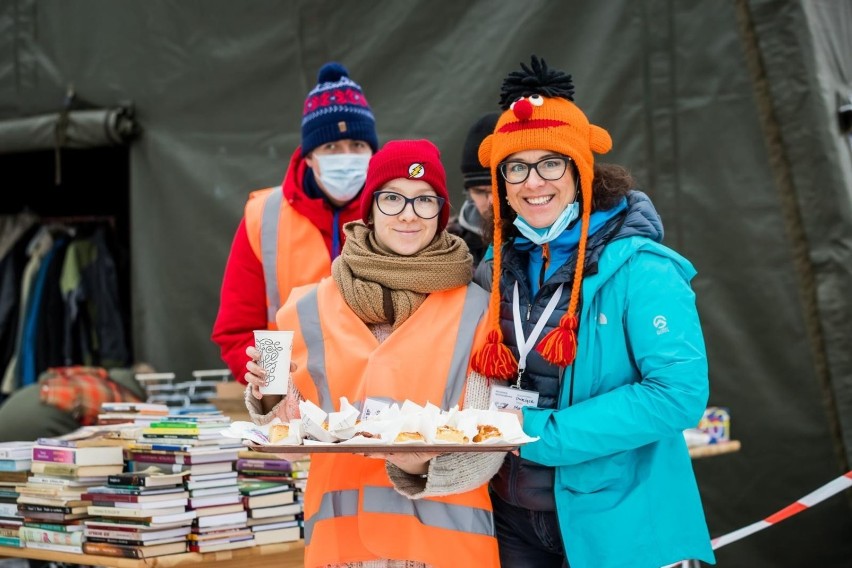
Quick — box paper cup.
[253,330,294,395]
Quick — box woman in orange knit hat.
[471,57,715,568]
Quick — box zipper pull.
[526,303,532,321]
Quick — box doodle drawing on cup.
[253,330,294,395]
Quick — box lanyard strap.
[512,281,564,387]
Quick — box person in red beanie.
[241,140,505,567]
[471,56,713,568]
[212,62,378,388]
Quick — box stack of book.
[236,449,307,540]
[82,470,194,558]
[0,442,34,547]
[125,413,250,553]
[16,442,125,553]
[238,478,301,545]
[97,402,170,427]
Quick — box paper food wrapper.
[231,397,539,447]
[220,418,297,446]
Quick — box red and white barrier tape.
[710,470,852,550]
[665,470,852,567]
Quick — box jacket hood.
[618,190,663,243]
[588,191,696,294]
[456,198,484,237]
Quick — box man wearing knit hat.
[447,112,499,268]
[213,62,378,391]
[471,56,714,568]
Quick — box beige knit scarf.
[332,221,473,329]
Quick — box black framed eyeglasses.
[498,156,571,184]
[373,191,445,219]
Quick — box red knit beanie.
[359,139,450,232]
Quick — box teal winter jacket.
[520,235,716,568]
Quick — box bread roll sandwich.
[472,424,502,443]
[434,425,469,444]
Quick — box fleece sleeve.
[211,219,267,384]
[520,252,710,467]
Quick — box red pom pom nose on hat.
[360,139,450,231]
[513,98,534,121]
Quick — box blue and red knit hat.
[301,62,378,157]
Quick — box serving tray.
[248,442,519,454]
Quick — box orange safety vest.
[278,278,499,568]
[245,187,330,328]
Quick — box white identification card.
[360,397,390,421]
[489,384,540,411]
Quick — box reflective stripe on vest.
[260,187,283,323]
[296,282,488,413]
[295,287,332,411]
[303,489,358,544]
[362,485,495,537]
[303,486,494,546]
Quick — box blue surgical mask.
[513,201,580,245]
[314,153,371,202]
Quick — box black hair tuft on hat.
[498,55,575,110]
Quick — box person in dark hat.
[213,62,379,394]
[447,113,499,268]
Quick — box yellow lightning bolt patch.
[408,163,424,178]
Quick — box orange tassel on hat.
[471,330,518,379]
[536,313,578,366]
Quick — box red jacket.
[211,148,362,383]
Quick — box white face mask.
[513,201,579,245]
[313,153,371,202]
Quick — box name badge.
[489,384,539,411]
[360,397,390,421]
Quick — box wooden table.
[688,439,741,459]
[0,541,305,568]
[0,441,739,568]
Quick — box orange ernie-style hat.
[471,56,613,379]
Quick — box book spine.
[35,438,78,448]
[19,526,83,546]
[18,504,78,514]
[85,536,148,546]
[107,474,147,487]
[148,422,199,429]
[130,443,194,452]
[0,461,31,472]
[236,459,291,472]
[32,447,76,464]
[22,521,81,532]
[85,528,142,539]
[0,450,31,459]
[30,463,79,475]
[143,429,201,436]
[82,492,138,503]
[128,453,184,464]
[82,541,145,559]
[87,506,164,518]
